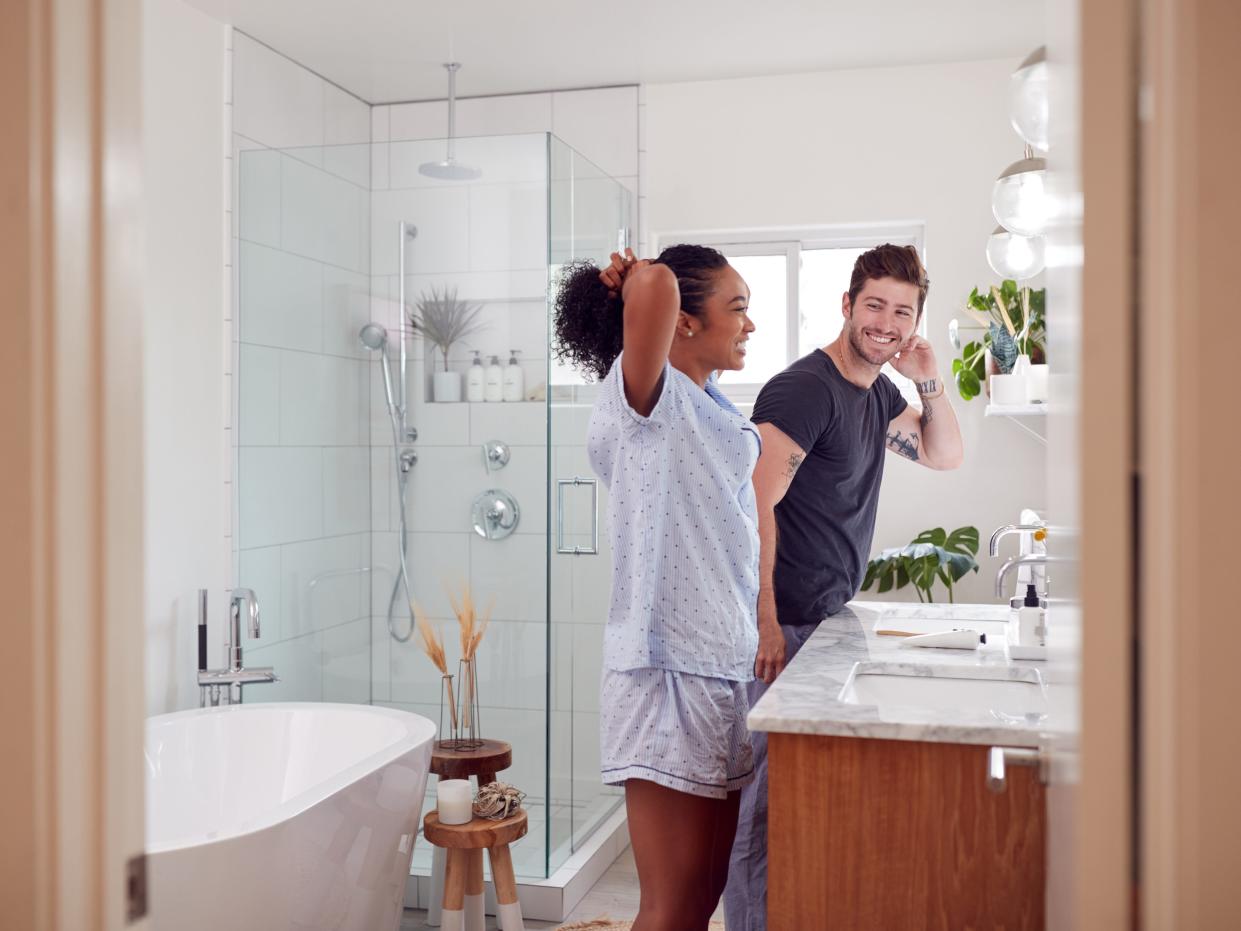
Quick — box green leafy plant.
[951,281,1045,401]
[409,286,487,372]
[861,526,981,603]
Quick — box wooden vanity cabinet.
[767,733,1045,930]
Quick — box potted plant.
[861,526,980,603]
[409,286,486,403]
[950,281,1045,401]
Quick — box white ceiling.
[183,0,1044,104]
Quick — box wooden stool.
[424,810,528,931]
[426,740,512,928]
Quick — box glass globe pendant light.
[992,155,1048,236]
[1010,47,1049,151]
[986,225,1045,279]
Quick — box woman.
[554,245,760,931]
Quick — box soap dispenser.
[1008,583,1048,661]
[484,354,504,402]
[466,351,485,403]
[502,350,525,402]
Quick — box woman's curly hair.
[552,244,729,381]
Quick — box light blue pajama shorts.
[599,666,755,799]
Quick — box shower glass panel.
[236,132,630,881]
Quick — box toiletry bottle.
[484,354,504,403]
[1017,583,1045,646]
[502,350,525,402]
[466,351,485,402]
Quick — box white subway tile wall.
[232,33,373,706]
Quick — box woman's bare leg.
[625,779,741,931]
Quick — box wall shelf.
[984,403,1047,417]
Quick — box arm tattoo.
[920,398,934,430]
[916,378,939,395]
[784,452,805,483]
[886,429,921,462]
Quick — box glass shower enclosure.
[235,131,630,879]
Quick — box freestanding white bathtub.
[145,703,435,930]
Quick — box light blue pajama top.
[586,354,761,682]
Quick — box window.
[663,225,926,401]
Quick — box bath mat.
[556,921,725,930]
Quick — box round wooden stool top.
[423,809,528,850]
[430,739,512,780]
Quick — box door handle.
[557,477,598,555]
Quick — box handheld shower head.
[360,322,398,416]
[359,323,388,351]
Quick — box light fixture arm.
[444,62,461,163]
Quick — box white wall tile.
[402,531,471,619]
[238,241,323,353]
[389,100,448,141]
[469,400,546,446]
[237,344,280,445]
[245,630,324,702]
[371,186,471,277]
[469,533,547,623]
[403,269,548,304]
[370,614,391,703]
[371,447,392,533]
[237,147,281,248]
[322,617,371,703]
[552,86,639,178]
[321,265,371,358]
[406,397,471,446]
[279,351,366,446]
[281,533,367,636]
[468,182,547,272]
[371,105,391,143]
[371,142,390,191]
[238,446,323,548]
[455,93,552,137]
[406,446,485,533]
[281,154,365,272]
[570,624,604,713]
[233,33,324,151]
[323,447,371,537]
[322,83,370,185]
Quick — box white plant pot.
[432,370,462,403]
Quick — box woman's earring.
[685,329,694,338]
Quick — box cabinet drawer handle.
[986,746,1046,793]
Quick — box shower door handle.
[556,478,598,555]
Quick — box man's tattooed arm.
[920,398,934,430]
[886,429,921,462]
[784,451,805,483]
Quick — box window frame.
[652,223,928,401]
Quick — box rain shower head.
[418,159,482,181]
[359,323,388,351]
[419,62,481,182]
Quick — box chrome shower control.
[399,449,418,473]
[472,489,520,540]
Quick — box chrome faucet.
[995,553,1069,599]
[198,588,277,706]
[989,522,1046,557]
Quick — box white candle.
[437,779,473,825]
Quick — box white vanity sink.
[839,664,1047,718]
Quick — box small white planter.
[432,370,462,403]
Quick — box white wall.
[142,0,228,714]
[644,60,1044,604]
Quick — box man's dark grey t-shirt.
[751,349,908,626]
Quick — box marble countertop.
[747,601,1067,748]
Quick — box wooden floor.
[399,845,726,929]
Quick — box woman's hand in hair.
[599,248,650,297]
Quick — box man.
[723,243,964,931]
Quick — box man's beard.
[844,319,901,367]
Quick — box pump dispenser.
[466,350,485,402]
[1008,582,1048,660]
[484,354,504,402]
[503,350,525,402]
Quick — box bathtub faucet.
[198,588,277,706]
